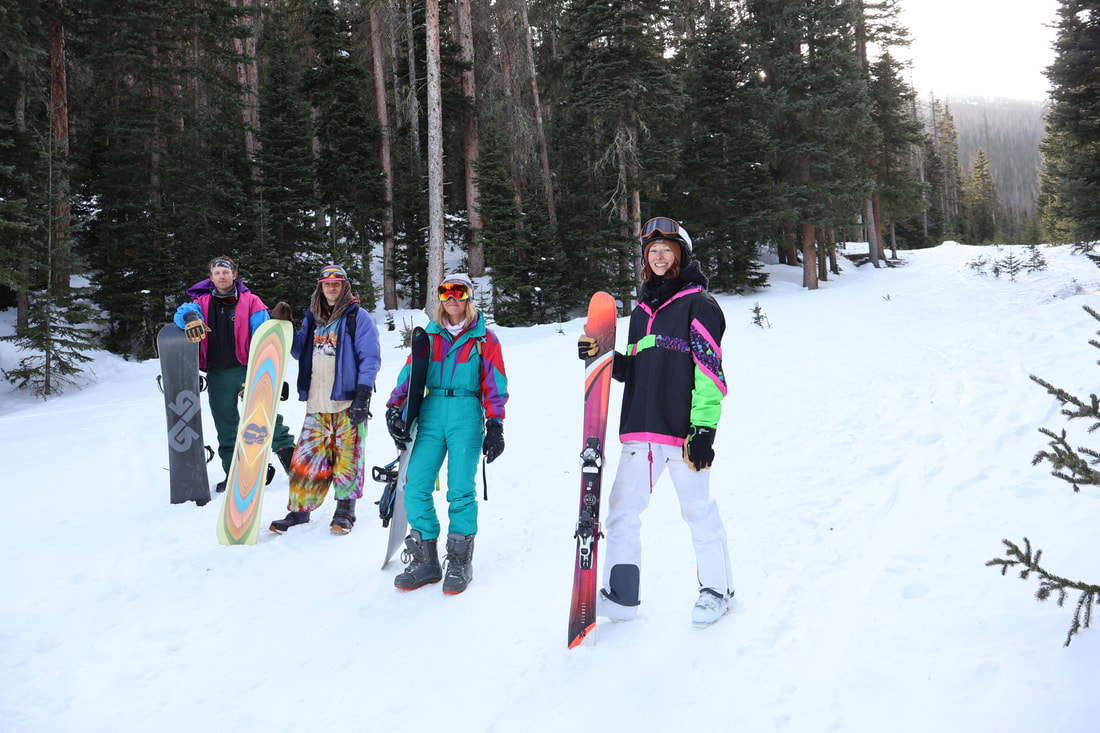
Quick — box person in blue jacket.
[174,255,296,493]
[385,273,509,594]
[270,264,381,535]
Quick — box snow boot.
[442,533,475,595]
[691,587,734,628]
[215,478,227,493]
[270,511,311,534]
[265,464,276,485]
[394,530,443,590]
[330,498,357,535]
[276,445,294,475]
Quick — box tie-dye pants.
[286,410,367,512]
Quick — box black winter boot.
[270,511,310,534]
[330,498,357,535]
[442,533,475,595]
[394,531,443,589]
[216,478,227,493]
[277,445,295,474]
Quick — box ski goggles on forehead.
[318,265,347,282]
[438,283,471,301]
[641,217,683,242]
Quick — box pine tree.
[71,0,255,355]
[965,148,1002,244]
[673,4,770,293]
[477,122,529,325]
[1043,0,1100,244]
[553,0,683,309]
[1,132,98,396]
[253,4,323,308]
[867,52,926,254]
[988,304,1100,646]
[748,0,877,288]
[304,0,384,307]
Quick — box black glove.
[183,312,209,343]
[684,426,716,472]
[349,387,372,426]
[578,335,598,360]
[483,420,505,463]
[386,404,410,449]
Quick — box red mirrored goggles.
[438,283,471,301]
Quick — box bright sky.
[898,0,1060,101]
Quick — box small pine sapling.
[987,304,1100,645]
[1025,244,1048,273]
[751,302,771,329]
[997,251,1024,281]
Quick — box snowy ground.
[2,242,1099,732]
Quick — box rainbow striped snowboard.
[217,319,294,545]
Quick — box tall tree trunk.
[425,0,445,316]
[801,221,818,290]
[865,197,880,268]
[387,0,404,131]
[50,1,70,300]
[520,0,556,228]
[231,0,261,187]
[872,192,886,261]
[498,4,525,219]
[454,0,483,275]
[799,152,818,289]
[15,68,29,332]
[371,3,398,310]
[405,0,422,163]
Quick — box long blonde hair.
[434,298,478,329]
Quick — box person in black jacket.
[579,217,734,628]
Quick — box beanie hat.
[441,272,475,292]
[318,264,348,282]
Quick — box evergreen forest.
[1,0,1098,392]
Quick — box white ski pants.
[602,441,734,600]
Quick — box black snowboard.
[156,323,212,506]
[382,326,430,568]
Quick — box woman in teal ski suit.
[385,273,509,594]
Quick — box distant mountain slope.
[947,97,1045,214]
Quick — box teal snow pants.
[402,392,485,540]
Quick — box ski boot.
[442,533,475,595]
[270,511,311,534]
[330,498,357,535]
[276,445,294,475]
[691,587,734,628]
[394,530,443,590]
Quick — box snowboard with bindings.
[156,323,213,506]
[216,319,294,545]
[568,291,617,648]
[380,326,430,569]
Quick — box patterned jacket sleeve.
[479,328,509,421]
[688,294,727,428]
[386,356,413,409]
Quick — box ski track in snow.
[2,242,1100,732]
